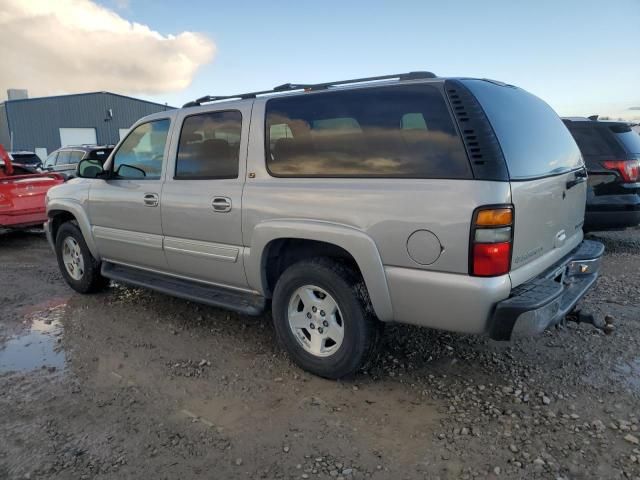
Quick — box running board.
[101,262,266,316]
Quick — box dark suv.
[563,118,640,231]
[44,145,114,179]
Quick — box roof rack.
[182,71,437,107]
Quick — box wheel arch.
[246,220,394,321]
[48,200,99,259]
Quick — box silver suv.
[45,72,604,378]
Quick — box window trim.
[109,118,171,181]
[173,109,243,181]
[262,83,473,180]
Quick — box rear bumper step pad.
[488,239,605,340]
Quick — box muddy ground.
[1,228,639,480]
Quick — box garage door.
[59,128,97,147]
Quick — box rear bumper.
[0,210,47,228]
[488,240,604,340]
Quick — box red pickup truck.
[0,144,64,229]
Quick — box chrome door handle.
[143,193,159,207]
[212,196,232,212]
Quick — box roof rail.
[182,71,436,108]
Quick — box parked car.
[46,72,604,378]
[0,145,64,229]
[9,151,43,171]
[562,117,640,231]
[44,145,114,179]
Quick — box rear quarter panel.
[243,98,511,286]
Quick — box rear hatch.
[462,80,585,286]
[564,121,639,194]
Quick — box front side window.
[113,119,170,179]
[265,84,471,178]
[175,111,242,179]
[45,152,58,168]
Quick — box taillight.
[602,159,640,183]
[470,206,513,277]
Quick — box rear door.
[463,80,585,286]
[160,104,250,289]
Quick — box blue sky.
[100,0,639,119]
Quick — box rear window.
[88,148,114,162]
[11,153,41,165]
[610,126,640,154]
[566,126,618,156]
[463,80,582,180]
[265,84,471,178]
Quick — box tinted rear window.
[265,84,471,178]
[611,127,640,154]
[566,126,618,156]
[463,80,582,180]
[11,153,41,165]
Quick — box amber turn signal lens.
[476,208,513,227]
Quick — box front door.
[160,106,250,289]
[88,117,172,270]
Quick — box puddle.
[615,358,640,392]
[0,305,67,374]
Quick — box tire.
[272,258,382,379]
[55,222,109,293]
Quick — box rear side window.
[68,151,84,164]
[463,80,582,180]
[56,150,72,165]
[265,84,471,178]
[566,126,618,156]
[175,110,241,179]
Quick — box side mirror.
[115,164,146,179]
[77,158,105,178]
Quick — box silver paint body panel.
[45,78,589,335]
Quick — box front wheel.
[272,258,382,379]
[55,222,109,293]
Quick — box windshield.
[462,79,583,180]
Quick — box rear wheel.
[272,258,382,379]
[55,222,109,293]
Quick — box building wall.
[4,92,173,154]
[0,104,10,149]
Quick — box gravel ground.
[0,228,639,480]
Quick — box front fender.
[47,198,99,259]
[246,219,394,322]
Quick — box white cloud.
[0,0,215,98]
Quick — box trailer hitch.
[565,309,615,335]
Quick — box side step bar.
[101,262,266,316]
